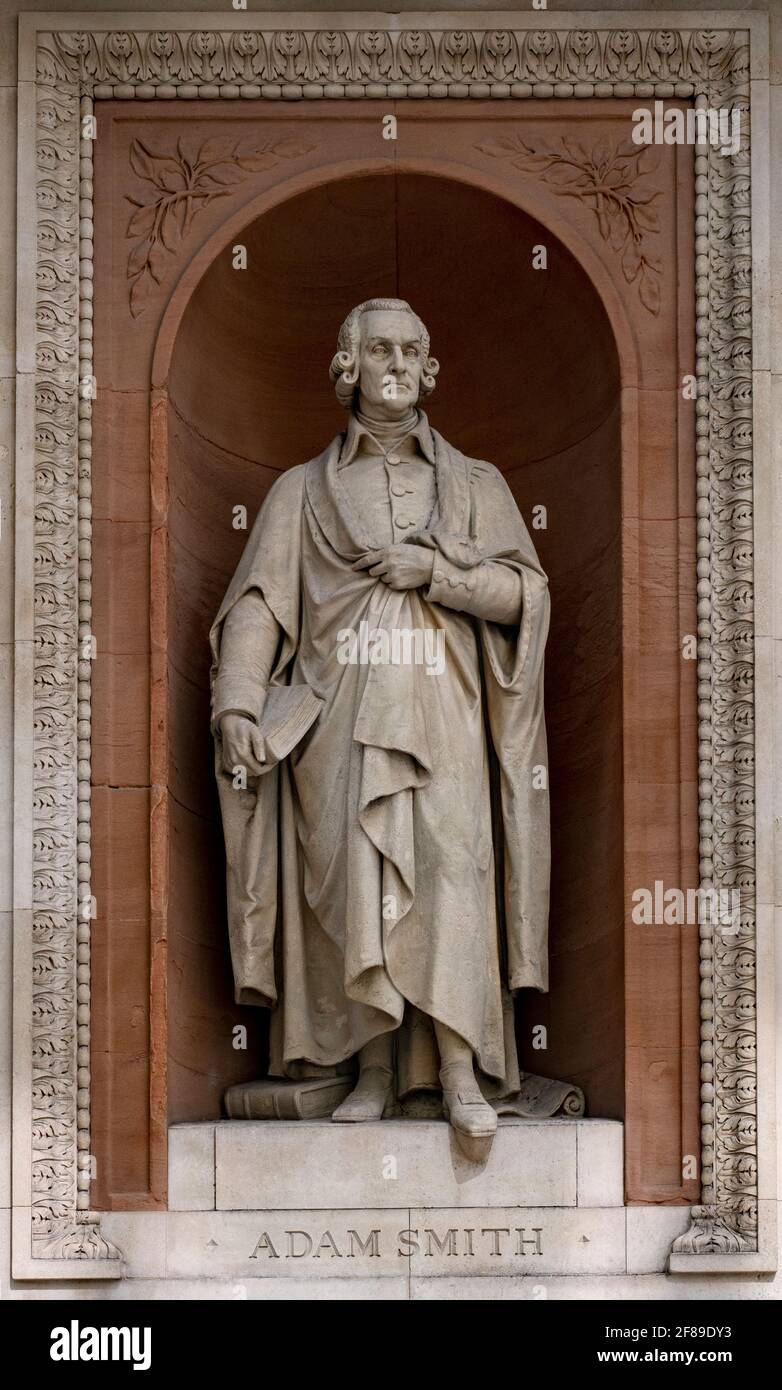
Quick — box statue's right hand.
[219,713,266,778]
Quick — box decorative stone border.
[14,13,763,1277]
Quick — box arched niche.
[161,170,624,1124]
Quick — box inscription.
[249,1225,543,1259]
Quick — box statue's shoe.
[440,1063,498,1163]
[331,1066,394,1123]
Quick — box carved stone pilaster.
[672,46,755,1257]
[33,73,86,1255]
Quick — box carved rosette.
[28,25,755,1269]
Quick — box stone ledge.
[100,1200,695,1283]
[168,1117,623,1213]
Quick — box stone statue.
[211,298,578,1162]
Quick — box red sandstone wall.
[89,102,697,1207]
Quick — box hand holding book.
[218,685,323,779]
[219,714,266,776]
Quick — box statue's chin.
[364,397,418,421]
[359,386,418,415]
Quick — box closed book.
[224,1076,353,1120]
[257,685,323,768]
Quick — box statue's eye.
[371,344,387,357]
[404,347,419,358]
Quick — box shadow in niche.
[164,170,623,1124]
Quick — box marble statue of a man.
[210,299,552,1161]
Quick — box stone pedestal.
[166,1118,625,1287]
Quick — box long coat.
[210,426,550,1094]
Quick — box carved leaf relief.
[125,133,317,317]
[476,134,663,315]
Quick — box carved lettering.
[248,1223,545,1259]
[348,1228,381,1258]
[249,1232,280,1259]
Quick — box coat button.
[390,483,406,497]
[386,453,399,466]
[433,570,444,582]
[396,516,413,528]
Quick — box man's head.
[329,299,439,418]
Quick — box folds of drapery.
[209,429,550,1078]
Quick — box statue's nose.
[390,346,405,371]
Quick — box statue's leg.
[435,1020,498,1162]
[331,1031,395,1123]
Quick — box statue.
[210,299,579,1162]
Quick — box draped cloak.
[209,427,551,1096]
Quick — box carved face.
[357,309,425,419]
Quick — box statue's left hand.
[352,544,435,591]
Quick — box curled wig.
[328,298,439,409]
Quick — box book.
[257,685,324,769]
[224,1076,353,1120]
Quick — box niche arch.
[157,166,626,1125]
